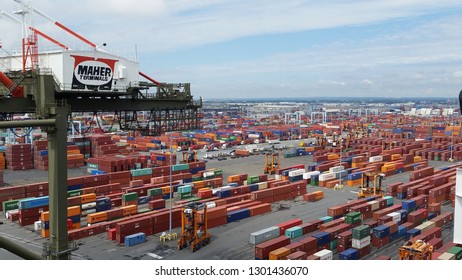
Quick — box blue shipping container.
[397,192,407,200]
[96,204,111,212]
[248,184,259,192]
[373,225,390,239]
[402,200,416,212]
[405,229,421,241]
[397,225,407,239]
[312,231,330,245]
[389,231,399,242]
[397,209,408,220]
[217,190,231,198]
[96,197,111,206]
[125,232,146,247]
[339,248,359,260]
[138,196,150,205]
[91,170,106,175]
[67,184,83,191]
[428,212,437,220]
[69,215,81,224]
[227,209,251,223]
[19,197,49,210]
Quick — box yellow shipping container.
[41,211,49,222]
[391,154,402,161]
[269,247,291,260]
[67,206,81,217]
[122,205,138,216]
[161,186,171,194]
[347,179,362,187]
[71,223,81,230]
[414,156,422,162]
[41,229,50,238]
[80,193,97,204]
[381,164,396,172]
[87,212,108,224]
[327,154,339,160]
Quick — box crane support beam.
[0,118,56,128]
[0,235,42,260]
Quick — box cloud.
[454,71,462,78]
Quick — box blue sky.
[1,0,462,99]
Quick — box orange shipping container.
[122,205,137,216]
[269,247,291,260]
[80,193,97,204]
[87,212,108,224]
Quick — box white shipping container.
[81,202,97,210]
[81,209,97,216]
[249,226,280,245]
[303,171,321,180]
[319,172,336,182]
[329,166,345,173]
[203,171,215,178]
[221,186,233,191]
[387,212,401,223]
[34,221,42,231]
[438,252,456,260]
[369,155,383,163]
[205,202,216,209]
[352,236,371,249]
[257,182,268,190]
[288,169,305,177]
[314,249,333,260]
[367,201,379,211]
[5,209,19,219]
[415,221,435,232]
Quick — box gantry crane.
[0,1,202,260]
[399,240,433,260]
[181,150,198,163]
[178,202,211,252]
[357,172,385,199]
[264,152,280,175]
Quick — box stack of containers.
[198,205,227,229]
[249,226,280,245]
[177,185,192,199]
[69,136,92,160]
[337,230,353,253]
[150,151,177,167]
[372,224,390,248]
[81,199,97,217]
[351,225,371,258]
[0,151,6,170]
[130,168,152,184]
[33,140,48,171]
[40,206,81,237]
[18,196,49,226]
[303,191,324,202]
[288,169,305,182]
[255,235,290,260]
[6,143,33,170]
[122,192,138,207]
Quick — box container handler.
[178,202,211,252]
[264,152,280,175]
[399,240,433,260]
[357,172,385,199]
[180,150,197,163]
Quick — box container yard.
[0,0,461,268]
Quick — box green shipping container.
[310,179,318,186]
[172,164,189,172]
[67,190,82,198]
[122,192,138,202]
[188,197,200,202]
[383,196,394,207]
[247,176,259,184]
[330,239,338,250]
[285,226,303,239]
[130,168,152,177]
[178,185,192,194]
[88,163,98,169]
[319,216,333,223]
[214,169,223,176]
[352,225,370,240]
[447,247,462,260]
[179,192,192,199]
[345,212,362,224]
[147,188,162,196]
[192,176,202,182]
[2,199,21,212]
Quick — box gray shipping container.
[335,170,348,180]
[249,226,280,245]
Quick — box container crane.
[178,202,211,252]
[0,2,202,260]
[357,172,385,199]
[264,151,280,175]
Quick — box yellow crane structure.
[264,152,280,175]
[180,150,197,163]
[178,202,211,252]
[399,240,433,260]
[357,172,385,199]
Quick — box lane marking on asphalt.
[146,252,163,259]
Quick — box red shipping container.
[428,237,443,251]
[276,218,302,236]
[372,235,389,248]
[255,236,290,260]
[107,228,116,240]
[298,236,317,254]
[320,218,345,231]
[357,244,371,259]
[248,203,271,216]
[285,241,305,253]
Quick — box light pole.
[450,114,455,162]
[334,137,344,190]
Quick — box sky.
[1,0,462,99]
